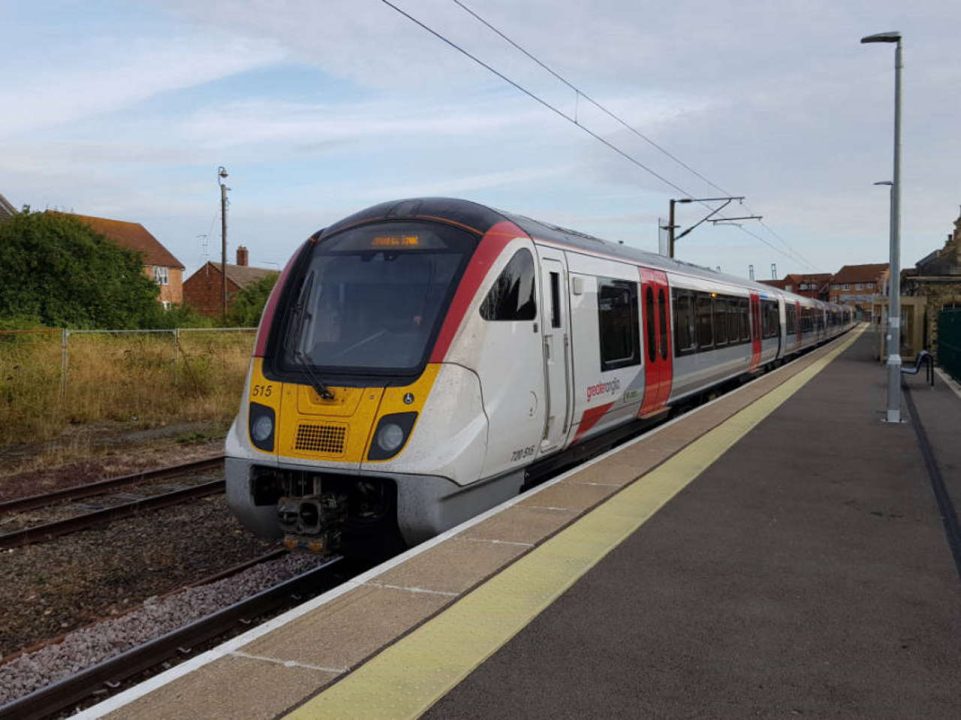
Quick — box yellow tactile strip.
[108,330,861,720]
[284,329,862,720]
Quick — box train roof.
[320,197,843,311]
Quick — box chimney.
[236,245,249,267]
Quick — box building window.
[855,283,863,290]
[161,301,172,311]
[479,249,536,321]
[597,279,639,371]
[153,266,169,285]
[842,283,850,291]
[786,284,794,292]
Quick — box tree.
[227,274,279,327]
[0,211,160,328]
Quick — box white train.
[226,198,853,553]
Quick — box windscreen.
[280,222,475,375]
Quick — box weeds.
[0,329,253,447]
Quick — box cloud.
[0,34,284,137]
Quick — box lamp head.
[861,31,901,44]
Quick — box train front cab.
[225,218,515,552]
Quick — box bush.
[0,211,160,329]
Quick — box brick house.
[64,213,185,308]
[828,263,889,313]
[182,246,278,317]
[761,273,831,300]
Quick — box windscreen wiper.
[296,350,335,401]
[287,272,335,400]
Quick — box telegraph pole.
[218,166,229,324]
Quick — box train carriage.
[226,198,853,553]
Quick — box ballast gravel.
[0,552,322,705]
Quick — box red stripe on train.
[574,402,615,443]
[254,240,311,358]
[429,220,525,363]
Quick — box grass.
[0,329,254,448]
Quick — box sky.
[1,0,959,281]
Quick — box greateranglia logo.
[586,378,621,401]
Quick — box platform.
[82,327,961,720]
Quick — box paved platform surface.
[422,331,961,719]
[83,329,961,720]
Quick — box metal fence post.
[59,328,69,401]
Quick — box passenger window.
[549,272,561,329]
[714,298,728,347]
[727,298,739,345]
[658,288,668,360]
[479,249,536,321]
[696,294,713,349]
[645,286,656,363]
[739,298,751,341]
[598,279,640,371]
[672,289,695,356]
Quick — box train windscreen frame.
[269,221,477,381]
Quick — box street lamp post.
[861,30,903,424]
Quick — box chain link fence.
[0,327,256,446]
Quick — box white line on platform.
[935,367,961,402]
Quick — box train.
[225,198,854,554]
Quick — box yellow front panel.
[248,363,443,463]
[277,385,384,463]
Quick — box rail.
[0,456,225,515]
[0,556,345,720]
[0,478,224,549]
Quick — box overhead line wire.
[450,0,819,272]
[379,0,810,269]
[451,0,733,198]
[377,0,694,198]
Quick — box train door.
[638,268,672,417]
[749,292,762,370]
[536,247,573,453]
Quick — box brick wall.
[183,264,241,317]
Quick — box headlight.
[252,415,273,443]
[376,423,405,453]
[367,412,417,461]
[248,402,275,452]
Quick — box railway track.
[0,555,348,720]
[0,456,225,549]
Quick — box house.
[760,273,831,300]
[63,213,185,308]
[827,263,889,312]
[902,206,961,356]
[182,246,278,317]
[0,193,17,221]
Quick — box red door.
[749,292,762,371]
[639,268,673,417]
